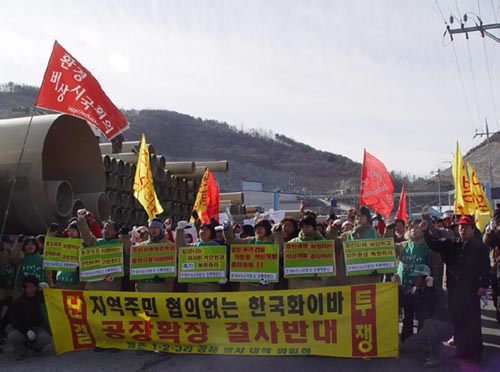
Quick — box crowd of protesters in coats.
[0,203,497,368]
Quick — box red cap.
[458,215,474,225]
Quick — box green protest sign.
[43,236,82,271]
[79,242,123,281]
[130,243,176,280]
[284,240,336,278]
[343,238,396,276]
[229,244,279,283]
[178,246,226,283]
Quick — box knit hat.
[255,218,272,236]
[149,217,165,233]
[67,221,79,231]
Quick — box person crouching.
[9,275,51,361]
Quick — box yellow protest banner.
[44,283,398,358]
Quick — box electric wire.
[481,38,500,130]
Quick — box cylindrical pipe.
[193,161,229,172]
[99,141,156,155]
[105,152,138,164]
[164,162,195,174]
[171,166,207,180]
[75,192,111,222]
[43,180,74,218]
[220,192,245,204]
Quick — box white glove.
[26,329,36,342]
[38,282,49,290]
[214,225,224,232]
[410,286,417,294]
[177,221,188,229]
[489,219,497,232]
[425,276,434,287]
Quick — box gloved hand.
[26,329,36,342]
[214,225,224,232]
[177,221,188,230]
[223,220,232,231]
[38,282,49,290]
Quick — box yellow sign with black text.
[44,283,398,358]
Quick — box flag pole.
[0,114,35,238]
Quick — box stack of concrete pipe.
[101,142,228,227]
[0,115,111,234]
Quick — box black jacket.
[423,229,489,293]
[10,291,44,334]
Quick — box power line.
[481,38,500,130]
[466,37,482,126]
[451,41,477,131]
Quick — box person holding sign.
[135,218,175,292]
[286,215,330,289]
[176,221,223,292]
[77,213,130,291]
[345,206,377,241]
[340,206,380,285]
[47,221,85,290]
[224,218,280,291]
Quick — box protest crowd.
[0,201,498,369]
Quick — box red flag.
[395,185,408,223]
[35,41,128,139]
[190,169,220,224]
[360,150,394,219]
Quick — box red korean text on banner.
[190,169,220,224]
[395,185,408,223]
[351,285,378,357]
[360,150,394,219]
[35,41,128,139]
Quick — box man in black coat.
[422,215,490,362]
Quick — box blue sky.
[1,0,499,177]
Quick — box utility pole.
[447,14,500,43]
[473,119,496,188]
[437,165,442,213]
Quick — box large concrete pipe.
[193,161,229,172]
[0,114,106,234]
[220,192,245,204]
[164,162,195,174]
[75,192,111,222]
[43,180,73,218]
[99,141,156,155]
[171,166,207,180]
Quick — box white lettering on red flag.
[35,41,128,139]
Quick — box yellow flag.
[452,143,475,215]
[133,134,163,219]
[467,162,493,232]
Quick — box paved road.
[1,304,498,372]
